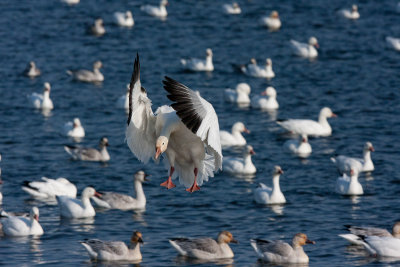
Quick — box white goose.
[30,82,54,110]
[223,145,256,175]
[56,187,100,218]
[141,0,168,18]
[222,3,241,15]
[0,207,43,236]
[336,169,363,196]
[22,177,77,199]
[254,166,286,205]
[240,58,275,79]
[67,60,104,83]
[290,37,319,59]
[64,137,110,162]
[220,122,249,147]
[91,171,148,210]
[64,118,85,139]
[386,36,400,51]
[277,107,336,137]
[24,61,41,77]
[126,54,222,192]
[90,18,105,36]
[260,11,281,30]
[331,142,374,174]
[250,233,315,263]
[169,231,237,260]
[224,83,251,104]
[284,134,312,158]
[251,86,279,110]
[359,236,400,258]
[81,231,143,261]
[339,5,360,20]
[181,48,214,72]
[114,11,134,27]
[339,222,400,246]
[61,0,80,5]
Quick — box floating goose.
[284,134,312,158]
[90,18,105,36]
[64,137,110,162]
[339,222,400,245]
[67,60,104,83]
[339,5,360,20]
[251,86,278,110]
[24,61,41,77]
[386,36,400,51]
[126,54,222,192]
[260,11,281,30]
[29,82,54,110]
[359,236,400,258]
[331,142,374,174]
[181,48,214,72]
[223,145,256,175]
[22,177,77,199]
[290,37,319,59]
[224,83,251,104]
[250,233,315,263]
[254,166,286,204]
[117,84,130,110]
[81,231,143,261]
[56,186,100,218]
[169,231,237,260]
[222,3,241,14]
[240,58,275,79]
[61,0,79,4]
[0,207,43,236]
[277,107,336,137]
[335,169,363,196]
[114,11,134,27]
[141,0,168,18]
[64,118,85,139]
[220,122,249,147]
[92,171,148,210]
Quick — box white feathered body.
[181,57,213,72]
[277,119,331,137]
[141,4,167,18]
[30,92,53,110]
[22,177,77,199]
[251,95,278,110]
[284,139,311,158]
[220,130,246,147]
[241,64,274,78]
[290,40,318,58]
[1,216,43,236]
[223,155,256,175]
[336,173,363,196]
[254,182,286,205]
[56,195,95,218]
[64,122,85,138]
[361,236,400,257]
[222,4,241,15]
[114,12,134,27]
[224,89,250,104]
[261,17,281,30]
[340,9,360,20]
[386,37,400,51]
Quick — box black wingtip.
[22,181,33,188]
[127,53,140,125]
[252,239,271,244]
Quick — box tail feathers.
[169,240,187,256]
[64,145,77,156]
[339,234,364,245]
[250,239,265,258]
[80,242,98,260]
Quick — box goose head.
[99,137,109,148]
[217,231,238,244]
[245,145,255,156]
[250,58,257,65]
[273,165,284,175]
[292,233,315,248]
[235,82,251,95]
[261,86,276,97]
[29,61,36,68]
[95,18,103,27]
[320,107,336,119]
[232,122,250,134]
[349,168,359,177]
[270,10,279,19]
[392,222,400,237]
[308,37,319,49]
[134,170,150,182]
[161,0,168,7]
[352,5,358,12]
[30,207,40,221]
[82,186,101,198]
[206,48,213,58]
[93,61,103,70]
[364,142,374,152]
[73,118,81,128]
[43,82,51,93]
[155,136,168,159]
[131,231,144,244]
[301,134,308,143]
[233,2,239,9]
[126,11,133,19]
[265,58,272,67]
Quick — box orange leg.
[160,166,176,189]
[186,168,200,193]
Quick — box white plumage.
[360,236,400,258]
[117,84,130,111]
[339,5,360,20]
[141,0,168,18]
[331,142,374,174]
[223,145,256,175]
[1,207,43,236]
[290,37,319,59]
[339,222,400,246]
[260,11,281,30]
[24,61,41,77]
[64,118,85,139]
[114,11,134,27]
[67,61,104,83]
[240,58,275,79]
[224,83,251,105]
[251,86,278,110]
[386,36,400,51]
[56,187,99,218]
[90,18,105,36]
[283,134,312,158]
[254,166,286,204]
[220,122,249,147]
[222,3,241,15]
[181,48,214,72]
[64,137,110,162]
[335,169,363,196]
[22,177,77,199]
[29,82,54,110]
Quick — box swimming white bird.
[91,171,148,210]
[224,83,251,104]
[360,236,400,258]
[61,0,79,4]
[181,48,214,72]
[81,231,143,261]
[254,166,286,204]
[22,177,77,199]
[114,11,134,27]
[339,5,360,20]
[290,37,319,59]
[126,54,222,192]
[386,36,400,51]
[240,58,275,79]
[251,87,279,110]
[277,107,337,137]
[339,222,400,246]
[90,18,105,36]
[0,207,43,236]
[64,137,110,162]
[331,142,375,174]
[260,11,281,30]
[222,3,241,14]
[336,169,363,196]
[141,0,168,18]
[56,186,100,218]
[284,134,312,158]
[220,122,250,147]
[24,61,41,77]
[169,231,237,260]
[64,118,85,139]
[250,233,315,263]
[29,82,54,110]
[67,61,104,83]
[223,145,256,175]
[117,84,130,110]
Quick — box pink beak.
[331,113,337,118]
[370,146,375,152]
[34,215,39,221]
[155,147,162,159]
[244,128,250,134]
[315,43,319,49]
[94,191,102,197]
[250,149,256,155]
[261,91,267,96]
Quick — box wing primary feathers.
[128,53,140,125]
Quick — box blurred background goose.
[251,86,278,110]
[24,61,41,77]
[22,177,77,199]
[56,186,100,218]
[114,11,134,27]
[331,142,374,174]
[64,137,110,162]
[284,134,312,158]
[90,18,105,36]
[335,169,363,195]
[67,60,104,83]
[64,118,85,139]
[141,0,168,18]
[260,11,281,30]
[181,48,214,72]
[254,166,286,204]
[223,145,256,175]
[339,5,360,20]
[220,122,249,147]
[0,207,43,236]
[224,83,251,104]
[222,3,241,15]
[290,37,319,58]
[29,82,53,110]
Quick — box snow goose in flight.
[67,60,104,83]
[331,142,374,174]
[339,222,400,245]
[290,37,319,59]
[251,233,315,263]
[240,58,275,79]
[141,0,168,18]
[56,186,100,218]
[254,166,285,204]
[126,54,222,192]
[169,231,237,260]
[22,177,77,199]
[64,118,85,139]
[220,122,249,147]
[30,82,54,110]
[181,48,214,72]
[339,5,360,20]
[277,107,336,137]
[284,134,312,158]
[91,171,148,210]
[24,61,41,77]
[260,11,281,30]
[386,36,400,51]
[223,3,241,15]
[335,168,363,196]
[0,207,43,236]
[224,83,251,104]
[223,145,256,175]
[81,231,143,261]
[64,137,110,162]
[114,11,134,27]
[251,86,278,110]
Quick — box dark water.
[1,0,400,266]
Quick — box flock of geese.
[1,0,400,265]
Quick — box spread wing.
[162,77,222,171]
[126,54,157,164]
